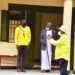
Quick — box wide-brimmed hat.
[57,25,67,33]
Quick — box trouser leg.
[21,46,27,70]
[58,59,68,75]
[17,46,22,69]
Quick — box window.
[9,20,20,42]
[8,11,21,42]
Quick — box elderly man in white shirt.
[40,22,57,72]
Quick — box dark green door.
[1,10,8,41]
[25,11,35,67]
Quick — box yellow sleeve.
[28,27,31,44]
[50,37,65,46]
[15,27,19,45]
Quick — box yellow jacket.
[50,34,70,61]
[15,25,31,46]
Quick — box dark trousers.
[58,58,68,75]
[17,45,27,70]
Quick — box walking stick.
[46,38,51,71]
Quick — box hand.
[47,35,52,40]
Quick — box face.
[46,22,52,29]
[21,19,26,27]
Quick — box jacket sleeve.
[52,30,59,40]
[28,27,31,44]
[40,30,46,46]
[15,27,19,45]
[50,37,65,46]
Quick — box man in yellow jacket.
[48,25,70,75]
[15,19,31,72]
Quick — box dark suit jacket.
[40,28,57,52]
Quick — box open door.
[26,11,36,67]
[1,10,9,41]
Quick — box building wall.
[73,0,75,7]
[0,0,64,42]
[0,0,64,66]
[0,0,64,10]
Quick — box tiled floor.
[0,70,74,75]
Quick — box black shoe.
[46,70,50,72]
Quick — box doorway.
[8,4,63,68]
[34,12,63,67]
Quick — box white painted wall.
[0,0,64,61]
[0,42,17,56]
[0,42,17,66]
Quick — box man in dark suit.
[40,22,56,72]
